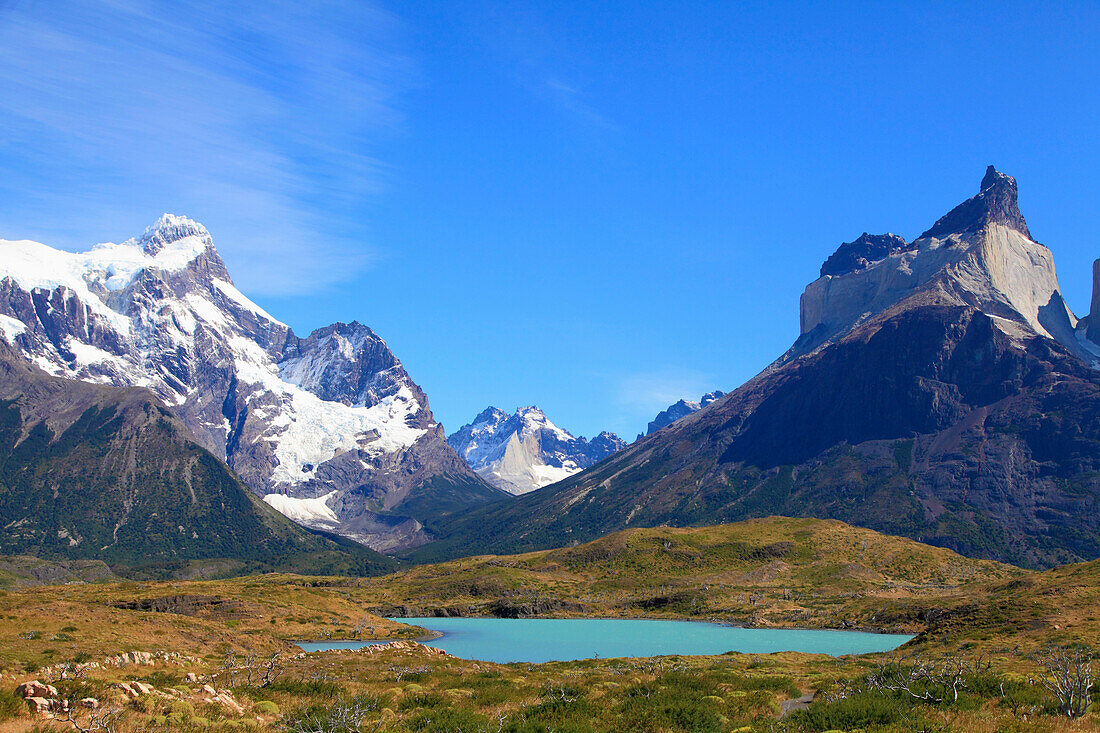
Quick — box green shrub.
[254,701,279,716]
[242,678,345,697]
[170,700,195,722]
[0,688,22,722]
[403,708,490,732]
[787,692,909,731]
[398,692,447,711]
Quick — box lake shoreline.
[296,617,914,663]
[381,612,917,637]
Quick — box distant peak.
[820,233,913,277]
[473,406,507,424]
[980,164,1009,191]
[700,390,725,405]
[138,214,211,256]
[919,166,1032,241]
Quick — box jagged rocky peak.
[1086,258,1100,345]
[820,233,914,277]
[795,166,1086,361]
[448,405,625,495]
[644,390,726,436]
[920,165,1031,240]
[279,320,413,409]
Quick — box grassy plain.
[1,517,1099,731]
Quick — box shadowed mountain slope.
[410,168,1100,569]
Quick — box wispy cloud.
[615,369,717,419]
[476,5,615,133]
[543,77,616,131]
[0,0,414,295]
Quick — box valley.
[1,168,1099,731]
[0,517,1098,731]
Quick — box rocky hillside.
[0,215,503,551]
[448,406,625,494]
[412,167,1100,568]
[0,340,397,577]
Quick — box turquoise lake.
[297,618,913,663]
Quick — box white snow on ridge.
[0,313,25,343]
[450,406,615,495]
[267,385,426,485]
[263,491,338,524]
[0,217,430,504]
[226,335,426,486]
[211,278,284,327]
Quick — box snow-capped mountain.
[0,214,499,551]
[448,406,625,495]
[642,391,726,438]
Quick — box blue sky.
[0,1,1097,439]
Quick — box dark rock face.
[1088,259,1100,344]
[920,166,1032,240]
[587,431,627,461]
[111,595,242,617]
[413,168,1100,569]
[279,321,409,408]
[820,233,914,277]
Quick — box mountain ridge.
[409,167,1100,569]
[0,339,397,577]
[642,391,726,439]
[447,405,625,495]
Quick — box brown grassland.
[0,517,1099,732]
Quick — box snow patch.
[211,278,284,327]
[263,491,338,524]
[0,314,25,342]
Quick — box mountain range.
[0,215,503,554]
[447,406,625,494]
[0,338,397,577]
[409,167,1100,569]
[2,167,1098,573]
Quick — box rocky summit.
[643,391,726,439]
[0,215,502,552]
[448,406,625,495]
[412,167,1100,569]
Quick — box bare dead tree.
[543,683,577,703]
[60,705,120,733]
[1033,646,1094,718]
[281,697,374,733]
[998,679,1039,718]
[351,617,375,639]
[240,653,258,685]
[865,653,990,703]
[259,651,284,687]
